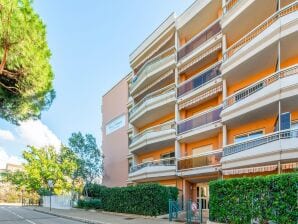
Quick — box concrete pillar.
[222,0,227,14]
[222,125,227,147]
[222,79,227,100]
[222,34,227,60]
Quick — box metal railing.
[177,62,222,97]
[131,47,176,88]
[178,20,221,61]
[224,2,298,59]
[129,157,176,173]
[177,150,222,171]
[223,65,298,109]
[177,106,222,134]
[130,121,175,145]
[129,84,175,118]
[223,0,240,14]
[223,129,298,156]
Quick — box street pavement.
[0,205,84,224]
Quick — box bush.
[82,183,178,216]
[77,198,102,209]
[83,183,107,198]
[209,173,298,224]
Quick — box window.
[128,158,133,172]
[160,152,175,165]
[234,130,264,143]
[281,112,291,130]
[192,145,213,155]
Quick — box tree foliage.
[68,132,103,185]
[0,0,55,124]
[8,146,83,195]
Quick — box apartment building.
[102,75,130,187]
[103,0,298,218]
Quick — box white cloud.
[0,147,22,169]
[0,129,15,141]
[17,120,61,151]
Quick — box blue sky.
[0,0,194,168]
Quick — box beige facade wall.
[102,76,129,187]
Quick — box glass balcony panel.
[178,63,221,97]
[178,21,221,61]
[129,157,176,173]
[178,151,222,170]
[178,107,222,134]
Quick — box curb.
[33,208,109,224]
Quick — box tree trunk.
[0,46,9,74]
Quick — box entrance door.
[196,184,209,210]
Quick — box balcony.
[222,2,298,75]
[177,106,222,143]
[130,47,176,96]
[177,62,222,99]
[221,65,298,122]
[177,150,222,176]
[221,129,298,170]
[129,84,175,127]
[129,121,176,154]
[178,20,221,61]
[128,158,176,182]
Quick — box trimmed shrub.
[82,183,178,216]
[209,173,298,224]
[83,183,107,198]
[77,198,102,209]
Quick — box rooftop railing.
[130,121,175,146]
[129,157,176,173]
[223,65,298,109]
[177,150,222,171]
[178,20,221,61]
[224,2,297,60]
[130,47,176,89]
[177,106,222,134]
[129,84,175,118]
[223,129,298,156]
[177,62,221,97]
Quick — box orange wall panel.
[227,116,276,144]
[281,56,298,69]
[180,96,221,119]
[227,66,276,96]
[138,113,174,132]
[137,146,174,163]
[181,136,221,157]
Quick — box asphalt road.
[0,206,84,224]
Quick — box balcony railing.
[223,0,240,14]
[129,84,175,118]
[223,129,298,156]
[177,62,221,97]
[223,65,298,109]
[178,150,222,171]
[129,157,176,173]
[177,106,222,134]
[130,121,175,146]
[224,2,297,59]
[178,20,221,61]
[130,47,176,89]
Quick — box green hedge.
[77,199,102,209]
[84,183,178,216]
[209,173,298,224]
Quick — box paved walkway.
[34,207,183,224]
